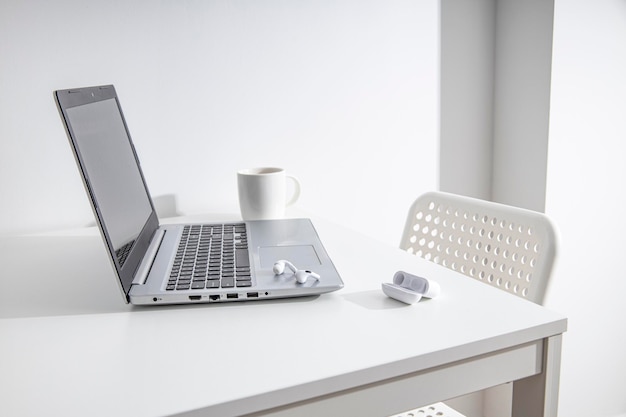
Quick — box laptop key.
[221,277,235,288]
[235,249,250,268]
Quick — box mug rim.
[238,167,284,175]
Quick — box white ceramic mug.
[237,167,301,220]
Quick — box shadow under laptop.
[0,235,319,319]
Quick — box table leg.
[511,334,563,417]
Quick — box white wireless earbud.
[273,260,320,284]
[273,260,297,275]
[295,269,321,284]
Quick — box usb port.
[247,292,259,298]
[188,295,201,301]
[227,293,239,299]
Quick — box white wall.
[0,0,438,247]
[545,0,626,416]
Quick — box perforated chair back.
[400,191,557,304]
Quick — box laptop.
[54,85,343,305]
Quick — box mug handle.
[286,175,301,207]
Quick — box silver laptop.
[54,85,343,305]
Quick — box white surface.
[544,1,626,416]
[0,215,566,417]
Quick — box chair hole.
[413,223,420,232]
[428,201,436,210]
[416,211,424,220]
[522,288,529,297]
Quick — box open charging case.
[382,271,441,304]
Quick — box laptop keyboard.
[166,223,250,291]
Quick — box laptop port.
[209,295,220,301]
[188,295,201,301]
[247,292,259,298]
[227,293,239,299]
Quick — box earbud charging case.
[382,271,441,304]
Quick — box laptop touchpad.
[259,245,321,268]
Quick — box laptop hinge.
[132,229,166,286]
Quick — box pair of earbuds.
[273,260,320,284]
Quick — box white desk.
[0,215,567,417]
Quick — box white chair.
[392,191,558,417]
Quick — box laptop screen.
[56,85,159,300]
[65,98,152,266]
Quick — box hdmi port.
[188,295,202,301]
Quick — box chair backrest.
[400,192,557,304]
